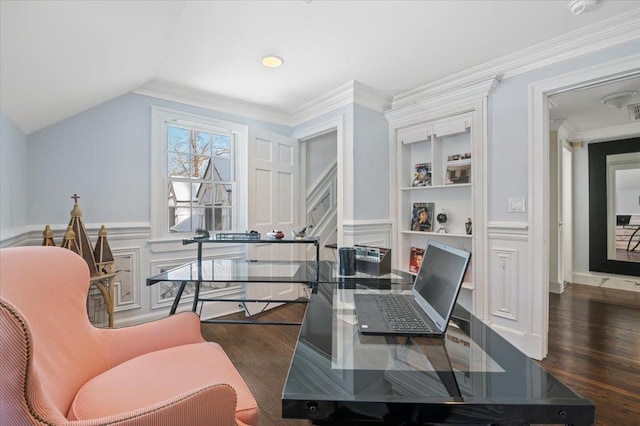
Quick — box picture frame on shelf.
[409,246,425,273]
[445,152,472,185]
[411,202,434,232]
[412,162,432,187]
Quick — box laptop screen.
[413,240,471,332]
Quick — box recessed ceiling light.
[262,55,284,68]
[600,91,639,109]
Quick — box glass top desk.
[146,259,415,324]
[282,282,595,425]
[147,236,321,323]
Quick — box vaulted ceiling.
[1,0,639,135]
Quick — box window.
[152,107,248,240]
[166,125,233,233]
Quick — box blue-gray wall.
[25,93,293,226]
[0,111,27,234]
[353,104,389,220]
[489,39,640,274]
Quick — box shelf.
[396,111,478,300]
[401,183,472,191]
[401,230,472,238]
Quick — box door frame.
[294,116,345,247]
[560,141,573,288]
[529,53,640,359]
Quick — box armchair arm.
[98,312,204,368]
[71,383,238,426]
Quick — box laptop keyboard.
[382,294,431,333]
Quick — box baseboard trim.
[572,272,640,292]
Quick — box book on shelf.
[411,162,432,187]
[409,246,425,273]
[410,202,434,232]
[462,258,473,285]
[445,152,471,185]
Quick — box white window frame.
[151,106,248,241]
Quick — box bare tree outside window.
[166,125,233,233]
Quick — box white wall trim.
[127,12,639,136]
[150,106,249,241]
[487,221,529,239]
[293,116,342,141]
[134,79,291,126]
[294,115,346,247]
[290,81,391,127]
[342,219,392,248]
[111,247,141,312]
[529,52,640,362]
[386,78,499,125]
[0,226,31,247]
[572,272,640,292]
[574,121,640,143]
[1,222,151,247]
[391,10,640,110]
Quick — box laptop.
[354,240,471,337]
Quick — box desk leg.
[192,279,201,313]
[170,280,188,315]
[315,240,320,282]
[627,226,640,252]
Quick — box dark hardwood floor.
[541,284,640,426]
[201,304,310,426]
[202,284,640,426]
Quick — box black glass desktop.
[282,282,595,425]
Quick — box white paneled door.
[245,128,302,315]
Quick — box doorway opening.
[532,54,640,359]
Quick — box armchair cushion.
[0,246,260,426]
[68,342,258,425]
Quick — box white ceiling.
[2,0,640,135]
[549,75,640,133]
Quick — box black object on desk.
[282,283,595,425]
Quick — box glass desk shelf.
[282,282,595,425]
[182,236,320,269]
[146,237,321,325]
[146,259,319,286]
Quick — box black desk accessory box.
[354,245,391,275]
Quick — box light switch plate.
[508,197,526,213]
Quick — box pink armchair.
[0,246,259,425]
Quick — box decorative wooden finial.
[94,225,115,275]
[61,226,79,253]
[42,225,56,246]
[70,193,82,218]
[65,194,98,276]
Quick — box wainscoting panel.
[486,221,543,359]
[112,248,140,311]
[490,247,518,321]
[149,254,246,320]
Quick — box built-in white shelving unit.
[396,113,475,288]
[386,79,495,315]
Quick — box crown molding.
[392,9,640,111]
[133,79,291,127]
[557,119,580,139]
[385,77,498,125]
[290,80,392,127]
[132,11,640,129]
[577,121,640,143]
[352,81,393,114]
